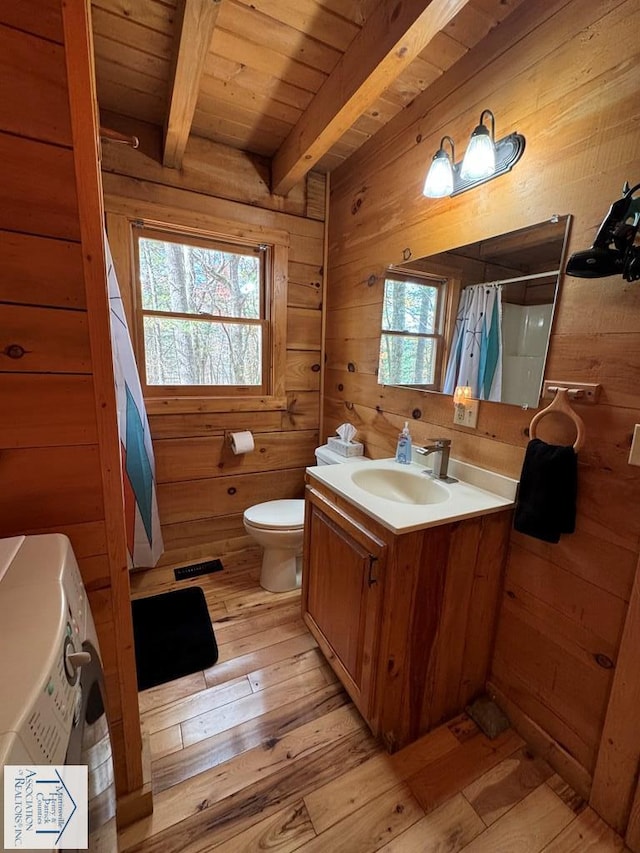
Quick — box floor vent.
[174,559,224,581]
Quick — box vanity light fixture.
[422,136,455,198]
[460,109,496,180]
[423,108,525,198]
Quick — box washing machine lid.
[244,499,304,530]
[0,535,24,585]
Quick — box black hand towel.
[513,438,578,543]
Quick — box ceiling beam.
[271,0,472,196]
[163,0,221,169]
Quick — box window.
[133,226,278,397]
[377,270,446,388]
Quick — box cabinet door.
[302,488,386,724]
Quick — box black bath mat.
[174,558,224,581]
[131,586,218,691]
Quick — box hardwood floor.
[122,549,629,853]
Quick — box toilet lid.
[244,499,304,530]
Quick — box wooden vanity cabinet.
[303,487,387,721]
[302,480,512,753]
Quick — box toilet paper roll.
[229,430,255,455]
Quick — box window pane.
[138,237,261,319]
[382,279,438,334]
[143,317,262,386]
[378,334,436,385]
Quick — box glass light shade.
[423,150,454,198]
[453,384,473,405]
[460,126,496,180]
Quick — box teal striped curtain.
[106,235,164,568]
[443,284,503,401]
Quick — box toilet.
[243,445,351,592]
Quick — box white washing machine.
[0,534,117,852]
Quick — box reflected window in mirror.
[377,215,572,408]
[378,271,447,389]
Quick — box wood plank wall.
[324,0,640,822]
[0,0,143,801]
[100,118,325,568]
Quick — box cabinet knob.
[368,554,378,587]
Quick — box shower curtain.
[443,283,503,402]
[106,235,164,568]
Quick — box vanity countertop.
[305,456,519,534]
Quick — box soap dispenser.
[395,421,412,464]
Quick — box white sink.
[306,457,518,534]
[350,466,449,505]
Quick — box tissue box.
[327,437,364,457]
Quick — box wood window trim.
[129,219,288,411]
[134,224,269,398]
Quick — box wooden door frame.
[61,0,146,808]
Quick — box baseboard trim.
[487,680,592,801]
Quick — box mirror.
[377,215,571,407]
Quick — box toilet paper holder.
[225,430,256,455]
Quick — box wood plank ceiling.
[92,0,525,193]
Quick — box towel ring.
[529,388,585,452]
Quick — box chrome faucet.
[416,439,456,482]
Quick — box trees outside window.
[378,272,446,388]
[134,227,270,396]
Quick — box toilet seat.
[243,499,304,531]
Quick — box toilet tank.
[314,444,352,465]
